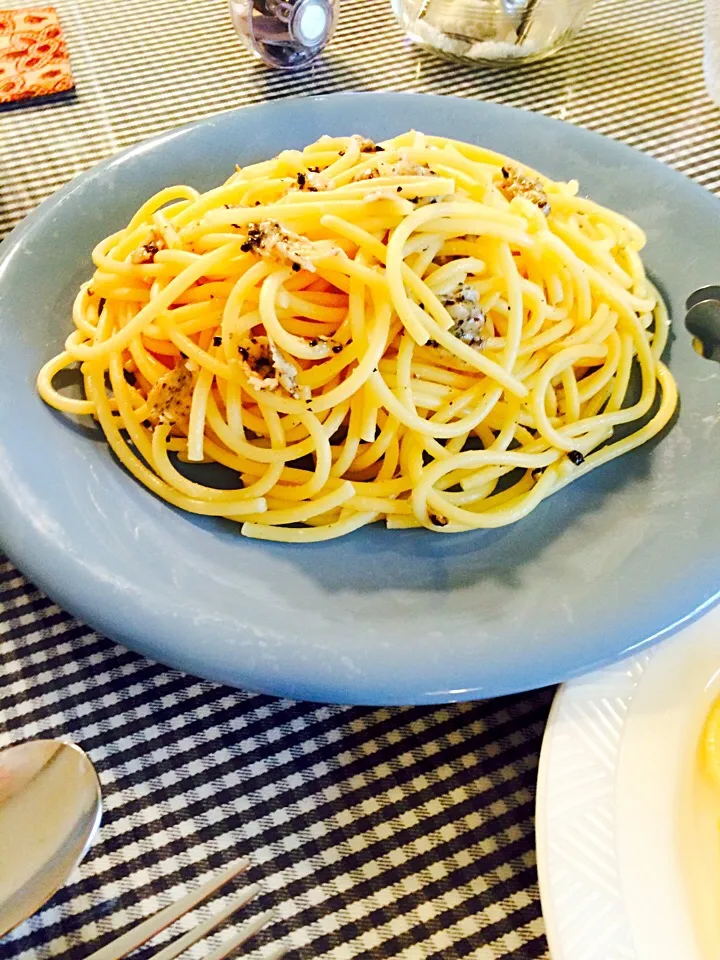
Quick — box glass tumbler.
[392,0,595,66]
[705,0,720,105]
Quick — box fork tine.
[85,858,251,960]
[149,884,261,960]
[200,909,275,960]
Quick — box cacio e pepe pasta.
[37,131,678,542]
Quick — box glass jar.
[392,0,595,66]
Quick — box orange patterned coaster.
[0,6,74,104]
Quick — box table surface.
[1,0,717,957]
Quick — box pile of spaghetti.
[38,131,678,542]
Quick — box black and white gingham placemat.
[1,0,718,957]
[1,557,554,959]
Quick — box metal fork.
[85,859,284,960]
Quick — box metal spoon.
[0,739,102,938]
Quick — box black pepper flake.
[397,186,403,193]
[142,419,152,428]
[308,339,318,347]
[339,150,345,157]
[297,172,306,187]
[240,242,253,252]
[254,201,261,206]
[375,145,385,152]
[308,186,318,192]
[98,297,106,314]
[427,339,439,348]
[292,262,301,272]
[568,450,585,465]
[501,166,510,179]
[123,369,136,385]
[308,166,320,173]
[332,344,343,354]
[213,336,222,347]
[418,302,425,309]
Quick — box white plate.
[536,604,720,960]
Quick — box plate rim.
[535,652,650,959]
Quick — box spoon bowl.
[0,739,102,938]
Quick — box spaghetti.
[37,131,678,542]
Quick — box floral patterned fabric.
[0,6,73,103]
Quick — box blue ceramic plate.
[2,93,720,705]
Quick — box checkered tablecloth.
[1,0,717,957]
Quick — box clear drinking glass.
[392,0,595,65]
[705,0,720,105]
